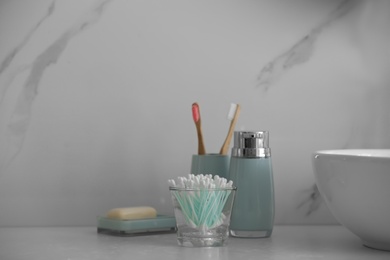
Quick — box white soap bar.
[106,206,157,220]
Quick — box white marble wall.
[0,0,389,226]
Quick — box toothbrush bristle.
[192,103,200,122]
[227,103,238,120]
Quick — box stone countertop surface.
[0,225,389,259]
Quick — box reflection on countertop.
[0,225,389,260]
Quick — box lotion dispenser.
[228,131,274,238]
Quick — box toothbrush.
[219,103,240,155]
[192,102,206,155]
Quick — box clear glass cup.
[169,186,236,247]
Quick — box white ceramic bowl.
[312,149,390,251]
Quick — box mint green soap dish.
[97,215,176,236]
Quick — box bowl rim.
[313,149,390,159]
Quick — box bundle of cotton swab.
[169,174,234,232]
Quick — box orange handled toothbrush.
[219,103,240,155]
[192,102,206,155]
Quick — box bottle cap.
[231,131,271,158]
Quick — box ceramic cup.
[190,154,230,178]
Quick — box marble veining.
[297,183,322,216]
[0,0,388,227]
[256,0,356,91]
[0,0,114,173]
[256,0,390,218]
[255,0,356,218]
[0,1,55,76]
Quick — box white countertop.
[0,225,388,259]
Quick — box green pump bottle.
[228,131,275,238]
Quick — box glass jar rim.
[169,186,236,191]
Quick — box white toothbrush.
[219,103,240,155]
